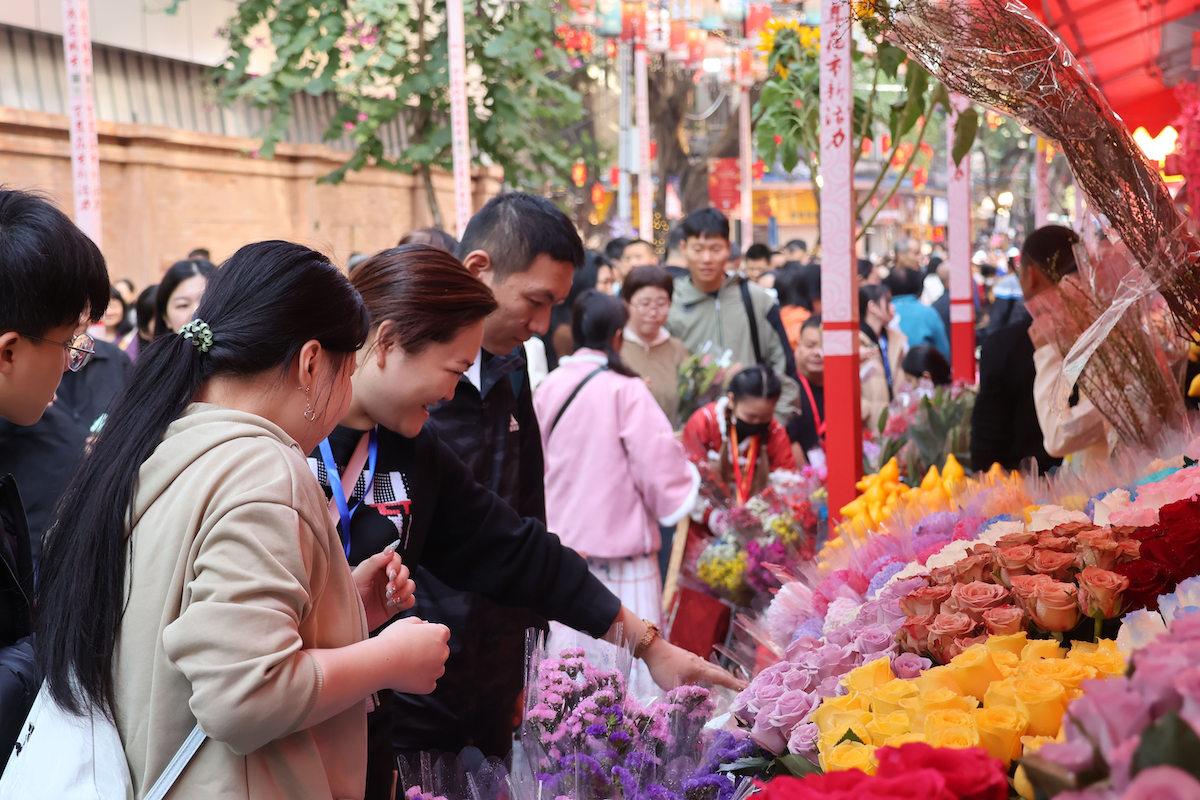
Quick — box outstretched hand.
[352,545,416,631]
[643,637,747,692]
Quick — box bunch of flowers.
[808,635,1126,775]
[522,645,739,800]
[677,347,740,429]
[1020,598,1200,799]
[753,742,1008,800]
[867,383,976,494]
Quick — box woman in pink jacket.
[535,290,700,626]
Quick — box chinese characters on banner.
[818,0,862,516]
[708,158,742,216]
[447,0,473,237]
[947,94,976,383]
[62,0,102,248]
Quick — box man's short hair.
[457,192,585,281]
[800,314,823,334]
[399,228,459,254]
[666,225,687,255]
[745,243,772,262]
[187,248,211,261]
[605,237,631,261]
[680,208,730,242]
[0,188,109,336]
[785,239,808,253]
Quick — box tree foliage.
[214,0,586,205]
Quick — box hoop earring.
[303,385,316,422]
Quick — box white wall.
[1,0,236,66]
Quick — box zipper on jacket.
[714,296,724,346]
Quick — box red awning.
[1026,0,1200,135]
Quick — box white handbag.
[0,683,205,800]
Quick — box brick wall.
[0,106,503,289]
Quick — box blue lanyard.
[879,335,893,387]
[318,429,378,560]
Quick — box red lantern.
[752,159,765,180]
[746,3,771,37]
[605,39,618,59]
[610,165,620,185]
[918,141,933,159]
[686,28,707,70]
[621,1,646,42]
[912,167,928,192]
[572,160,588,187]
[882,134,892,152]
[650,140,657,160]
[591,183,606,205]
[861,137,873,156]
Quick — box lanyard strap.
[318,428,378,560]
[728,424,761,506]
[879,335,893,387]
[798,374,825,440]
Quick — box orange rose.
[983,605,1026,635]
[1076,566,1129,618]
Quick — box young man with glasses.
[0,188,111,769]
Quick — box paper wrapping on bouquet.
[870,0,1200,341]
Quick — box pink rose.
[1031,548,1078,581]
[995,531,1037,548]
[1077,565,1130,618]
[900,614,936,653]
[996,544,1035,584]
[1076,529,1121,570]
[943,581,1011,622]
[928,564,958,586]
[900,585,953,617]
[950,553,995,584]
[953,633,989,657]
[1030,580,1081,632]
[1117,538,1141,562]
[982,604,1027,635]
[1037,532,1075,552]
[1052,521,1099,538]
[928,612,976,663]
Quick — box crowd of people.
[0,179,1110,800]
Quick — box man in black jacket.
[0,188,110,770]
[395,193,584,762]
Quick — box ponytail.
[728,364,783,401]
[571,289,638,378]
[36,240,370,719]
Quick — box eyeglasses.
[630,299,671,312]
[24,332,96,372]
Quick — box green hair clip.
[179,319,214,354]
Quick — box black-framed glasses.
[24,332,96,372]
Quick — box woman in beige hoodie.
[33,241,451,800]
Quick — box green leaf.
[777,753,822,777]
[836,728,864,746]
[951,108,979,168]
[1132,710,1200,781]
[877,407,889,436]
[876,42,905,79]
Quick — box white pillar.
[447,0,472,236]
[739,78,753,246]
[635,40,653,238]
[62,0,102,247]
[618,42,632,223]
[947,94,975,382]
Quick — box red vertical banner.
[62,0,102,247]
[947,94,976,384]
[819,0,860,522]
[447,0,473,236]
[708,158,741,216]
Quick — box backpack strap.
[144,724,206,800]
[739,280,764,365]
[550,366,607,436]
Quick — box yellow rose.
[974,705,1029,764]
[871,679,919,715]
[992,650,1020,677]
[812,694,871,734]
[1021,639,1065,662]
[1020,734,1057,755]
[984,676,1020,708]
[985,632,1029,656]
[882,732,928,748]
[904,687,978,730]
[951,645,1005,701]
[817,713,873,753]
[1014,765,1035,800]
[866,711,911,746]
[1015,677,1067,737]
[1067,645,1126,678]
[843,657,896,694]
[820,741,877,774]
[928,727,981,749]
[924,708,975,739]
[1024,658,1097,691]
[914,665,962,695]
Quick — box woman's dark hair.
[859,284,892,319]
[902,344,952,386]
[350,244,498,353]
[571,289,637,377]
[622,265,675,304]
[728,364,783,402]
[36,240,370,719]
[107,286,132,337]
[398,228,459,255]
[154,258,216,336]
[135,285,158,337]
[1021,225,1080,284]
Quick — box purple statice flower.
[867,560,908,597]
[610,730,632,746]
[793,618,825,640]
[612,765,640,797]
[586,722,607,737]
[639,783,681,800]
[682,773,733,800]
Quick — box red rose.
[1162,503,1200,580]
[754,769,957,800]
[900,585,953,616]
[982,604,1026,635]
[1130,523,1167,542]
[875,743,1008,800]
[943,581,1010,622]
[1139,538,1188,583]
[899,614,936,654]
[1031,548,1078,581]
[1114,559,1174,611]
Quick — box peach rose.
[900,585,953,616]
[1116,538,1141,561]
[1076,566,1129,618]
[983,605,1027,635]
[996,544,1035,584]
[1075,529,1121,570]
[1030,549,1078,581]
[1010,573,1054,608]
[944,581,1011,622]
[995,531,1038,548]
[928,612,977,663]
[1029,581,1081,632]
[899,614,936,654]
[1036,532,1075,552]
